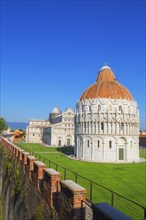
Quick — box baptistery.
[75,64,139,162]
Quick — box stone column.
[127,123,129,134]
[119,123,121,135]
[76,141,78,158]
[126,122,128,134]
[129,123,131,134]
[82,122,84,134]
[87,122,89,133]
[115,142,118,162]
[124,123,126,134]
[98,121,100,134]
[116,123,119,135]
[90,121,92,134]
[114,122,116,134]
[104,122,107,134]
[60,180,86,220]
[91,141,94,159]
[107,121,109,134]
[92,121,94,134]
[125,142,127,161]
[108,122,111,134]
[82,140,84,159]
[102,141,105,161]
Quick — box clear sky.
[1,0,145,129]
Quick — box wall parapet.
[1,137,87,220]
[32,161,46,190]
[1,137,138,220]
[26,155,37,179]
[43,168,61,209]
[60,180,86,220]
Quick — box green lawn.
[17,143,146,219]
[139,147,146,158]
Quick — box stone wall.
[0,138,87,220]
[75,97,139,162]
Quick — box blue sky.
[1,0,145,129]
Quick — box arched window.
[98,140,100,148]
[87,139,90,147]
[101,122,104,130]
[121,123,124,131]
[89,105,91,111]
[98,105,101,111]
[109,141,112,148]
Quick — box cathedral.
[26,106,75,146]
[74,64,140,162]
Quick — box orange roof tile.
[80,66,133,101]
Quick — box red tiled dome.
[80,65,133,101]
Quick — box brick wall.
[1,138,87,220]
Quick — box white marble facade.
[26,120,50,143]
[75,65,140,162]
[43,107,74,146]
[26,106,75,146]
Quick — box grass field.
[139,147,146,159]
[17,143,146,219]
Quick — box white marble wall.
[26,119,50,143]
[75,98,140,162]
[43,109,75,146]
[26,108,75,147]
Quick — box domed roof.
[51,105,62,115]
[80,65,133,101]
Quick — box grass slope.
[18,143,146,207]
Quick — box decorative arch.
[83,136,92,159]
[109,136,118,143]
[93,136,104,148]
[118,137,127,145]
[85,136,92,148]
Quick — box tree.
[0,117,8,134]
